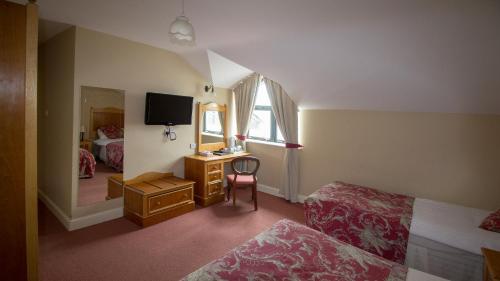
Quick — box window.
[248,82,285,143]
[203,111,223,135]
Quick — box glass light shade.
[169,15,195,45]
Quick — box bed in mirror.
[197,102,228,153]
[78,86,125,206]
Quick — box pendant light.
[169,0,196,46]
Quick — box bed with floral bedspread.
[105,141,123,172]
[304,181,415,265]
[182,219,408,281]
[79,148,96,178]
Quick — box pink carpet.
[78,162,119,206]
[39,187,304,281]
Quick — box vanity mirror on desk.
[197,102,228,152]
[185,102,249,207]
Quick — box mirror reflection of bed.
[78,86,125,206]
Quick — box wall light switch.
[190,143,196,150]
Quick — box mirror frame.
[197,102,228,152]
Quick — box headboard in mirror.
[90,107,124,140]
[197,102,228,152]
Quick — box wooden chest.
[106,174,123,200]
[124,173,195,227]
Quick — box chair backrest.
[230,156,260,179]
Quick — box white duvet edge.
[407,268,448,281]
[93,138,124,146]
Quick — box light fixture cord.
[182,0,185,15]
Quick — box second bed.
[304,182,500,281]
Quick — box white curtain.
[233,73,260,143]
[264,77,301,203]
[218,111,225,135]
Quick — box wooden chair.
[226,156,260,211]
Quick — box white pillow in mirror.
[97,129,108,140]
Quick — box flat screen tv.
[145,92,193,125]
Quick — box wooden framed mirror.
[78,86,125,207]
[197,102,228,152]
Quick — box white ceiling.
[207,50,253,89]
[25,0,500,113]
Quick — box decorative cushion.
[227,174,255,185]
[100,125,123,139]
[479,209,500,233]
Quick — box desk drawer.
[207,162,222,172]
[149,187,192,213]
[208,172,222,182]
[208,181,223,195]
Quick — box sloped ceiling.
[207,50,253,89]
[38,19,71,45]
[25,0,500,113]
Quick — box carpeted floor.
[78,162,119,206]
[38,187,304,281]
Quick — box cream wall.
[38,27,76,216]
[246,142,285,190]
[71,27,231,218]
[248,110,500,210]
[80,86,125,140]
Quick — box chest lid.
[127,176,194,195]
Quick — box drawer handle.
[156,201,161,205]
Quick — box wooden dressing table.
[185,152,250,206]
[184,102,249,206]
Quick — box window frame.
[247,106,284,144]
[202,112,223,136]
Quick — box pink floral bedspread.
[304,182,414,264]
[100,125,123,139]
[182,219,407,281]
[106,141,123,172]
[79,148,96,178]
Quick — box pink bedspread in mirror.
[79,148,96,178]
[106,141,123,172]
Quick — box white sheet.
[407,233,483,281]
[93,138,123,162]
[93,138,123,146]
[410,198,500,255]
[407,268,448,281]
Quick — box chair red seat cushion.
[227,174,255,185]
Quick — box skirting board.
[257,184,307,203]
[38,185,302,231]
[38,190,123,231]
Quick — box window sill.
[245,138,285,148]
[201,132,223,138]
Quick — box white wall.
[248,110,500,210]
[39,26,231,225]
[71,27,230,218]
[38,27,75,216]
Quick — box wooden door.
[0,0,39,280]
